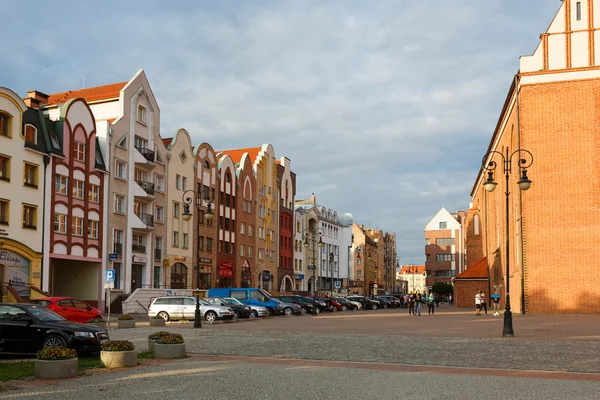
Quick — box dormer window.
[24,124,37,144]
[137,105,147,124]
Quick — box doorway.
[131,264,144,290]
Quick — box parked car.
[148,296,235,322]
[271,298,304,316]
[223,297,269,318]
[372,296,393,309]
[206,297,253,319]
[208,288,284,316]
[30,296,102,323]
[381,296,402,308]
[333,297,358,311]
[316,297,342,312]
[273,295,313,314]
[347,295,379,310]
[302,296,328,313]
[0,303,109,354]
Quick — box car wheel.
[300,307,307,315]
[372,304,378,310]
[157,311,170,322]
[266,308,274,316]
[249,310,257,319]
[233,311,240,320]
[331,306,337,312]
[315,307,321,314]
[42,335,66,349]
[205,311,217,322]
[341,305,348,311]
[283,307,293,316]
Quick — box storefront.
[0,239,43,302]
[217,262,234,288]
[241,260,252,288]
[197,257,212,289]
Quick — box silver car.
[148,296,235,323]
[272,299,303,316]
[224,297,269,317]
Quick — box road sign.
[108,253,117,261]
[308,265,316,270]
[106,269,115,283]
[335,281,341,289]
[104,282,114,289]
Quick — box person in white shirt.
[475,290,482,315]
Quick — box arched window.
[170,263,187,289]
[24,124,37,144]
[204,160,209,168]
[474,215,480,235]
[225,172,231,182]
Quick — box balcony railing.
[113,243,123,257]
[134,145,155,163]
[135,180,155,196]
[132,244,146,253]
[136,212,154,227]
[154,248,162,261]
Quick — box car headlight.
[245,307,251,311]
[74,331,94,338]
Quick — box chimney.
[310,193,316,204]
[23,90,49,109]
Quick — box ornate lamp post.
[329,252,334,293]
[182,186,215,329]
[482,147,533,337]
[302,226,324,315]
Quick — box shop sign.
[174,256,186,261]
[0,249,30,296]
[200,257,212,264]
[132,256,147,263]
[295,274,305,280]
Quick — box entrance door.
[131,264,143,290]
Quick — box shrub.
[101,340,135,352]
[36,347,77,360]
[88,317,106,323]
[150,315,164,320]
[148,331,171,340]
[118,314,134,321]
[156,333,184,345]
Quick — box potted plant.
[154,333,186,359]
[150,315,166,327]
[35,347,78,379]
[88,317,107,329]
[100,340,137,368]
[117,314,136,329]
[147,331,171,352]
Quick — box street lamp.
[329,252,334,293]
[347,234,354,295]
[182,185,215,328]
[302,226,324,315]
[482,147,533,337]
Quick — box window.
[176,175,181,190]
[115,160,126,180]
[425,238,430,246]
[198,236,204,251]
[258,249,264,260]
[248,225,253,237]
[73,141,85,162]
[154,174,165,192]
[180,151,187,163]
[72,179,84,199]
[72,216,83,236]
[576,2,582,20]
[240,245,245,256]
[155,205,164,223]
[435,254,455,262]
[54,174,68,195]
[240,222,245,235]
[436,238,454,246]
[172,231,179,247]
[183,233,189,249]
[23,163,38,188]
[89,184,100,203]
[0,113,10,137]
[474,215,480,235]
[182,177,187,191]
[137,105,147,124]
[53,213,67,233]
[248,246,253,257]
[114,194,126,213]
[88,220,98,239]
[24,125,36,144]
[22,204,37,229]
[206,238,213,251]
[439,222,447,229]
[0,154,10,181]
[173,202,180,218]
[0,199,8,225]
[154,236,163,260]
[117,136,127,148]
[114,263,121,290]
[259,227,265,240]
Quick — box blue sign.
[106,269,115,283]
[308,265,316,270]
[296,274,305,280]
[335,281,341,289]
[108,253,117,261]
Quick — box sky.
[1,1,559,266]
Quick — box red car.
[30,297,102,323]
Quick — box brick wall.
[454,280,490,309]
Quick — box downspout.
[515,73,526,315]
[41,155,50,292]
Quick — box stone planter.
[100,350,137,369]
[148,339,156,353]
[154,343,186,359]
[117,319,136,329]
[35,358,78,379]
[89,322,107,330]
[149,318,166,327]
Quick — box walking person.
[475,290,482,315]
[427,293,435,315]
[480,291,488,315]
[408,293,415,315]
[491,290,501,316]
[415,291,422,316]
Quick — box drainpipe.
[514,74,526,315]
[41,155,50,292]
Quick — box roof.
[455,257,489,279]
[400,265,426,275]
[47,81,127,106]
[162,137,173,147]
[217,147,261,164]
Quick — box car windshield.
[225,298,243,305]
[24,305,66,322]
[198,298,210,305]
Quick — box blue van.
[207,288,283,315]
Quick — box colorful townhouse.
[276,157,296,292]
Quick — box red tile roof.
[455,257,489,279]
[400,265,426,275]
[217,147,261,164]
[162,137,173,146]
[47,81,128,106]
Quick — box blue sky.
[1,1,558,265]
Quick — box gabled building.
[276,157,296,292]
[216,154,237,288]
[399,265,427,294]
[235,152,257,288]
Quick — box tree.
[431,282,453,294]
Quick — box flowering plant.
[148,331,171,340]
[118,314,134,321]
[101,340,135,352]
[156,333,184,345]
[88,317,106,323]
[36,347,77,360]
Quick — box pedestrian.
[480,291,488,315]
[435,293,440,308]
[475,290,482,315]
[415,291,422,316]
[491,290,501,316]
[409,293,415,315]
[325,292,332,311]
[427,293,435,315]
[449,294,453,305]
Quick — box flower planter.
[117,320,136,329]
[148,339,156,353]
[149,318,166,327]
[154,343,186,359]
[100,350,137,368]
[35,358,78,379]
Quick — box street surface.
[3,306,600,399]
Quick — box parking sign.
[106,269,115,283]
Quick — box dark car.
[333,297,358,311]
[274,295,313,314]
[382,296,403,308]
[301,296,328,313]
[372,296,393,309]
[206,297,254,319]
[0,303,109,355]
[347,295,379,310]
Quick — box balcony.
[135,212,154,229]
[136,180,155,196]
[134,179,155,201]
[154,248,162,261]
[113,243,123,257]
[134,145,155,168]
[132,244,146,253]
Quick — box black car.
[274,295,314,314]
[372,296,393,309]
[333,297,358,311]
[206,297,253,319]
[0,303,109,355]
[347,295,379,310]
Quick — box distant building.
[399,265,427,294]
